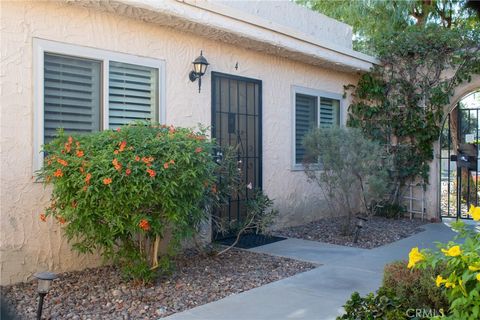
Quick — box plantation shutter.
[295,93,318,164]
[108,61,158,129]
[320,97,340,128]
[44,53,101,144]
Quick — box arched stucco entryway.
[426,74,480,220]
[438,90,480,219]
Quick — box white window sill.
[291,164,322,171]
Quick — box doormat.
[216,233,287,249]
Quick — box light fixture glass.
[34,271,58,293]
[37,279,52,294]
[192,51,209,76]
[194,62,203,74]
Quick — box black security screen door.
[211,72,262,239]
[440,99,479,220]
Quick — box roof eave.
[68,0,378,73]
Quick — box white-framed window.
[33,38,166,171]
[292,86,343,170]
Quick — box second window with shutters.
[293,87,342,168]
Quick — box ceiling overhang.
[68,0,379,73]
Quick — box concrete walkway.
[165,222,457,320]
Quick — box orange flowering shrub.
[38,124,217,281]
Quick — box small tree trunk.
[217,214,255,256]
[150,235,160,270]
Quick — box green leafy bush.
[209,145,278,254]
[216,187,278,237]
[245,189,278,234]
[408,213,480,320]
[216,188,278,255]
[337,289,407,320]
[38,124,217,282]
[375,203,406,219]
[338,260,449,320]
[303,127,392,234]
[207,145,242,212]
[383,261,448,311]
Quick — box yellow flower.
[441,245,462,257]
[445,281,456,288]
[468,266,480,272]
[407,247,425,269]
[477,274,480,282]
[467,204,480,221]
[436,275,447,287]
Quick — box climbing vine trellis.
[346,25,480,205]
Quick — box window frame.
[33,38,166,172]
[291,85,344,171]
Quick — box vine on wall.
[346,25,480,203]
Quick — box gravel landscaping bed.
[1,248,316,319]
[275,216,428,249]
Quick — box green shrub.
[303,127,392,234]
[210,144,278,254]
[215,188,278,255]
[38,124,217,282]
[338,261,449,320]
[337,289,407,320]
[375,203,405,219]
[206,145,242,213]
[383,261,449,311]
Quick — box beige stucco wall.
[0,0,360,285]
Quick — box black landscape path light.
[34,271,58,320]
[353,216,368,244]
[189,50,209,93]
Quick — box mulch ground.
[275,216,428,249]
[1,248,316,319]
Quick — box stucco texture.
[0,0,359,285]
[217,0,353,49]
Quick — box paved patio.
[165,222,458,320]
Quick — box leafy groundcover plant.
[407,207,480,319]
[337,261,447,320]
[38,124,217,282]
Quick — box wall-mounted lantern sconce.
[34,271,58,320]
[189,51,209,93]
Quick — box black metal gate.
[211,72,262,239]
[440,100,479,220]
